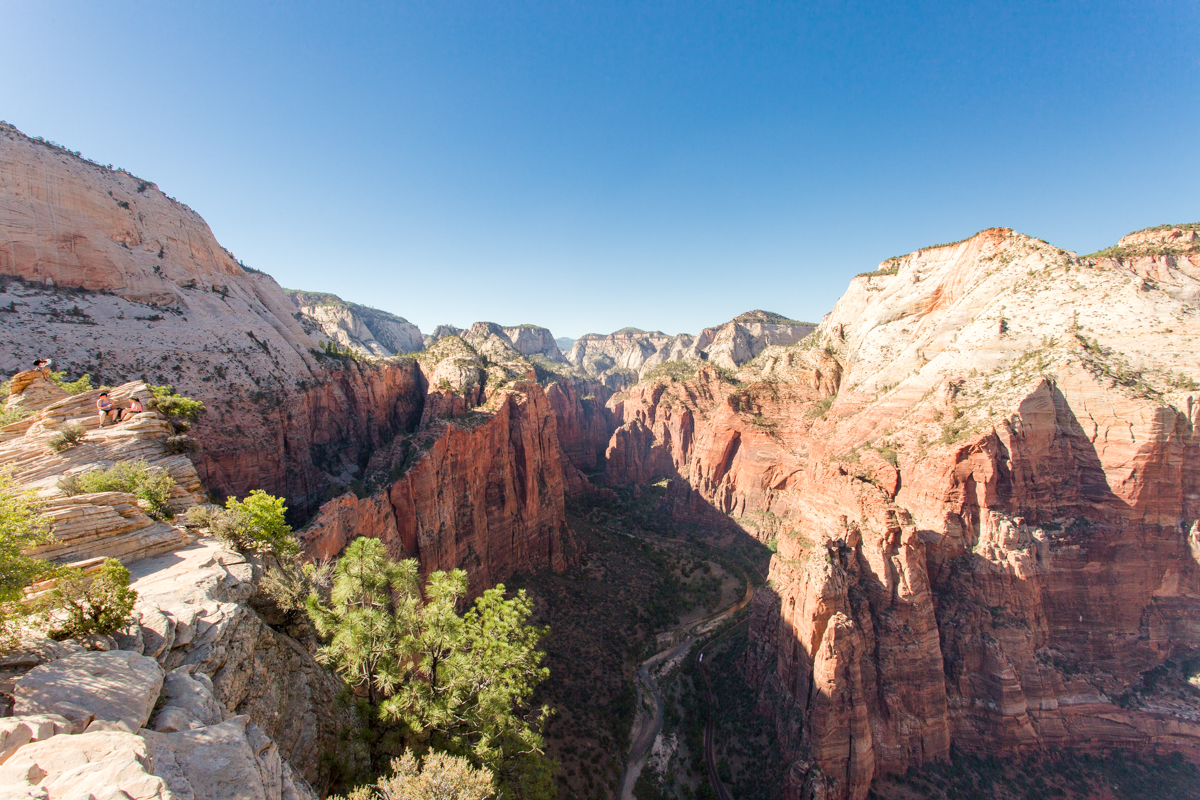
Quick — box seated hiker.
[117,396,144,422]
[33,358,53,380]
[96,392,117,427]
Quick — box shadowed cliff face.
[598,227,1200,800]
[300,382,574,592]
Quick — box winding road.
[620,555,755,800]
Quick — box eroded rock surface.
[564,311,815,388]
[286,290,424,357]
[14,651,163,734]
[603,226,1200,799]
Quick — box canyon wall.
[286,290,425,357]
[601,226,1200,799]
[0,122,434,513]
[300,381,573,593]
[0,122,583,592]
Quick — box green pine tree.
[306,538,556,799]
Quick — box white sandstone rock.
[14,651,164,734]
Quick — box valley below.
[1,120,1200,800]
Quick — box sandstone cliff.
[298,327,581,593]
[286,289,425,357]
[600,226,1200,799]
[0,122,434,513]
[565,312,814,388]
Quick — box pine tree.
[306,538,556,799]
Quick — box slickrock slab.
[13,651,164,734]
[0,730,169,800]
[143,716,305,800]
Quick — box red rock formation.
[606,227,1200,799]
[545,380,615,473]
[301,383,572,592]
[195,359,427,511]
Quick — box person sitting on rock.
[96,392,116,427]
[33,358,53,379]
[117,396,144,422]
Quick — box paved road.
[620,565,753,800]
[697,619,747,800]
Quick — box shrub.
[47,423,86,453]
[164,434,198,454]
[0,473,54,649]
[49,371,92,395]
[148,385,206,421]
[211,490,298,559]
[806,396,835,419]
[38,558,137,639]
[0,473,53,600]
[0,406,31,427]
[336,751,495,800]
[59,459,176,520]
[183,504,219,528]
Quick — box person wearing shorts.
[96,392,116,427]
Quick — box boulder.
[13,651,164,734]
[0,716,74,763]
[0,730,169,800]
[143,715,316,800]
[150,666,228,732]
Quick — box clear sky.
[2,2,1198,339]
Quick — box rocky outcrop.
[565,312,814,387]
[425,324,464,347]
[502,325,565,362]
[286,290,424,357]
[125,540,355,791]
[0,369,351,796]
[602,226,1200,799]
[0,377,204,564]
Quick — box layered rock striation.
[300,331,578,593]
[0,373,353,798]
[286,289,424,357]
[599,226,1200,799]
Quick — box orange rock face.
[301,383,572,592]
[605,228,1200,799]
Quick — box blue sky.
[2,2,1198,338]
